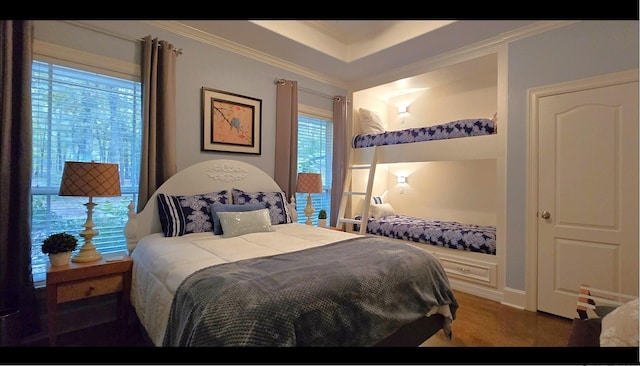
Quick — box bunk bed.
[344,108,498,254]
[339,107,502,295]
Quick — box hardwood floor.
[421,290,572,347]
[12,290,638,364]
[19,290,574,347]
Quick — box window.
[30,60,142,283]
[296,107,333,225]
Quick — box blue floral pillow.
[231,188,293,225]
[157,190,230,237]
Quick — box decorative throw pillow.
[210,202,267,235]
[156,191,230,237]
[359,107,385,135]
[217,208,274,238]
[567,318,602,347]
[370,203,395,219]
[370,191,388,205]
[600,298,639,347]
[231,188,293,225]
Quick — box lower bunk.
[352,214,496,255]
[348,212,500,300]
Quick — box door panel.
[537,80,638,319]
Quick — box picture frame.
[201,87,262,155]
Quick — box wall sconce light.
[397,105,409,114]
[397,175,407,194]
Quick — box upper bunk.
[350,53,503,166]
[351,114,501,165]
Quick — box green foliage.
[41,232,78,255]
[318,209,327,219]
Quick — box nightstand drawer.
[57,274,124,303]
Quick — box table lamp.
[59,161,121,262]
[296,172,323,225]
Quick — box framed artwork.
[201,87,262,155]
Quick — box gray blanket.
[162,236,458,347]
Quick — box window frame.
[31,41,141,286]
[296,104,333,226]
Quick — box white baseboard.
[449,278,503,303]
[501,286,527,310]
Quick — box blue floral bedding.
[352,118,496,148]
[354,214,496,255]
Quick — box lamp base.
[72,245,102,263]
[303,193,315,225]
[72,198,102,263]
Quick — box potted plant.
[42,232,78,266]
[317,209,327,228]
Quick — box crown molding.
[142,20,349,90]
[350,20,578,92]
[135,20,575,93]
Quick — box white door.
[537,79,638,319]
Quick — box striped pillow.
[157,191,230,237]
[370,191,387,205]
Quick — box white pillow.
[600,298,639,347]
[216,208,275,238]
[369,203,395,219]
[359,108,385,135]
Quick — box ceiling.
[172,20,541,88]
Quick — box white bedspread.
[130,223,357,346]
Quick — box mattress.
[354,214,496,255]
[352,118,496,148]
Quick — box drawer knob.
[85,286,95,296]
[456,267,471,273]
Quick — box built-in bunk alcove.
[348,50,505,300]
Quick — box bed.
[352,107,497,149]
[352,213,496,255]
[125,159,458,347]
[352,117,497,149]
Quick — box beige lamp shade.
[296,173,323,194]
[58,161,121,263]
[60,161,121,197]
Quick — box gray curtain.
[137,35,178,213]
[0,20,41,341]
[331,96,348,227]
[274,79,298,200]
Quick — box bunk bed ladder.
[336,146,378,234]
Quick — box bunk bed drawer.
[435,253,497,288]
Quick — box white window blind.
[296,114,333,225]
[30,60,142,283]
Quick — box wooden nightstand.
[46,252,133,346]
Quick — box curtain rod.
[274,78,340,101]
[64,21,183,55]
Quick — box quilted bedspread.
[162,236,458,347]
[354,214,496,255]
[352,118,496,148]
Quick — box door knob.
[541,211,551,219]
